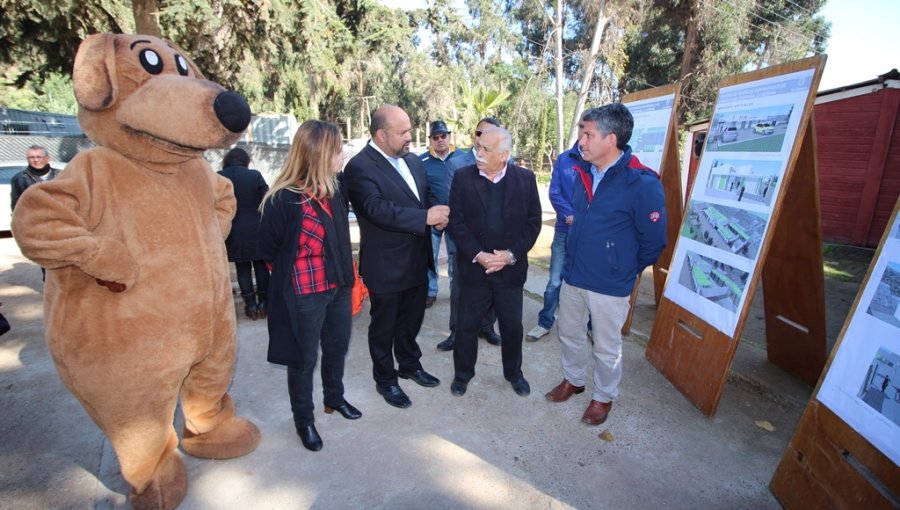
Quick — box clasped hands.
[476,250,514,274]
[426,205,450,231]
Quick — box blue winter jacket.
[562,145,667,297]
[549,143,581,233]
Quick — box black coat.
[342,143,438,294]
[448,163,542,287]
[217,165,268,262]
[258,186,355,367]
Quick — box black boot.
[256,291,267,319]
[241,292,258,320]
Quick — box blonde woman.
[259,120,360,452]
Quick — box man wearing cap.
[419,120,463,309]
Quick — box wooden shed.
[814,69,900,247]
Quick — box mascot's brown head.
[73,33,251,164]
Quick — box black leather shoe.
[436,334,455,351]
[376,384,412,408]
[296,423,323,451]
[450,379,468,397]
[511,376,531,396]
[324,401,362,420]
[479,329,501,345]
[399,368,440,387]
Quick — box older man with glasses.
[419,120,464,309]
[11,145,60,211]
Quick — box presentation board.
[817,207,900,466]
[647,55,827,415]
[620,84,683,335]
[771,197,900,509]
[664,69,815,336]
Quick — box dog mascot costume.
[12,33,261,509]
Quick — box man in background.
[419,120,462,309]
[11,145,60,211]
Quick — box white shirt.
[369,140,420,201]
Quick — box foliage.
[0,0,830,161]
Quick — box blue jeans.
[427,227,443,297]
[537,230,567,329]
[286,287,352,427]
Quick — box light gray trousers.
[557,282,630,402]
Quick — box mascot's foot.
[129,452,187,510]
[181,416,261,460]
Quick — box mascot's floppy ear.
[73,33,119,111]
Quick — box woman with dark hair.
[218,147,270,319]
[258,120,360,452]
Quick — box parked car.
[0,160,66,232]
[753,122,774,135]
[720,126,738,144]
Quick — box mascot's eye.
[175,55,189,76]
[139,49,163,74]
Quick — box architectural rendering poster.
[623,93,676,173]
[663,68,816,336]
[818,211,900,467]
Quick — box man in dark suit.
[447,126,542,397]
[343,104,450,408]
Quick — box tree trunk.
[554,0,565,156]
[131,0,161,37]
[565,0,608,149]
[676,0,700,121]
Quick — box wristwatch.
[507,250,516,265]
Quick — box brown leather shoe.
[582,400,612,425]
[545,379,585,402]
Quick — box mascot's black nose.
[214,91,252,133]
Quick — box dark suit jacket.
[343,143,438,294]
[448,163,542,287]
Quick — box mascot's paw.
[129,452,187,510]
[181,416,261,460]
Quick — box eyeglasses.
[430,134,448,140]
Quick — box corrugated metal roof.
[0,107,83,136]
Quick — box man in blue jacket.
[526,141,580,341]
[544,104,666,426]
[419,120,463,309]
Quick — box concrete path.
[0,202,833,509]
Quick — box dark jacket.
[563,146,667,297]
[217,164,269,262]
[448,163,542,287]
[11,165,60,211]
[343,143,438,294]
[258,185,354,367]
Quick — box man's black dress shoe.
[324,401,362,420]
[296,423,323,451]
[511,376,531,396]
[399,368,440,387]
[450,379,468,396]
[376,384,412,408]
[479,329,501,345]
[436,334,455,351]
